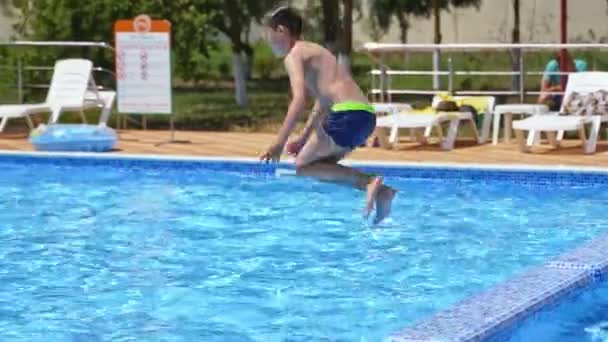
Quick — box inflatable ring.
[29,124,118,152]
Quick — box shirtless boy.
[259,6,396,224]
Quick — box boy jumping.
[259,6,396,224]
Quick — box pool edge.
[1,149,608,173]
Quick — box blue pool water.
[497,281,608,341]
[0,158,607,341]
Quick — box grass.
[168,82,291,131]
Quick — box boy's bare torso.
[286,41,368,112]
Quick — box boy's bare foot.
[364,177,383,218]
[374,186,397,224]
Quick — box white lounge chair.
[512,72,608,154]
[84,80,116,127]
[375,95,495,150]
[0,58,116,132]
[371,102,412,147]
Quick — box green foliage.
[209,0,278,51]
[368,0,482,40]
[6,0,220,82]
[370,0,431,33]
[172,85,289,130]
[252,41,283,79]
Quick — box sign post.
[114,14,188,144]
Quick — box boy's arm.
[274,53,308,147]
[298,100,326,143]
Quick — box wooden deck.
[2,128,608,167]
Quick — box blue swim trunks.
[323,102,376,149]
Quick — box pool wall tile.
[387,267,592,342]
[549,232,608,274]
[2,152,608,185]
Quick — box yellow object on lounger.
[435,92,489,115]
[408,107,436,115]
[374,93,496,151]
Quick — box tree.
[432,0,482,44]
[368,0,480,89]
[339,0,354,70]
[432,0,441,44]
[316,0,362,72]
[511,0,521,92]
[6,0,281,107]
[365,16,386,42]
[209,0,279,107]
[433,0,481,89]
[0,0,11,16]
[6,0,220,85]
[369,0,480,45]
[321,0,341,54]
[369,0,431,44]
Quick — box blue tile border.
[550,232,608,269]
[548,232,608,282]
[0,152,284,176]
[1,151,608,185]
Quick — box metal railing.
[360,43,608,103]
[0,40,115,103]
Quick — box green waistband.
[331,101,374,114]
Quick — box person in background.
[537,52,587,110]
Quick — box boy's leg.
[294,125,367,188]
[294,127,396,222]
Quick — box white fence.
[360,43,608,103]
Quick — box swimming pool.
[1,153,607,341]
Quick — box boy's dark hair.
[266,6,303,37]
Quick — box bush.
[252,41,282,79]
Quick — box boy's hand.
[260,143,284,163]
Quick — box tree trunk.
[223,0,248,106]
[232,51,248,107]
[342,0,352,54]
[559,0,568,89]
[242,44,253,80]
[433,0,441,44]
[511,0,521,92]
[396,11,410,63]
[432,0,441,90]
[321,0,340,54]
[242,20,254,80]
[396,12,409,44]
[339,0,353,74]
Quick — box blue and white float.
[29,124,118,152]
